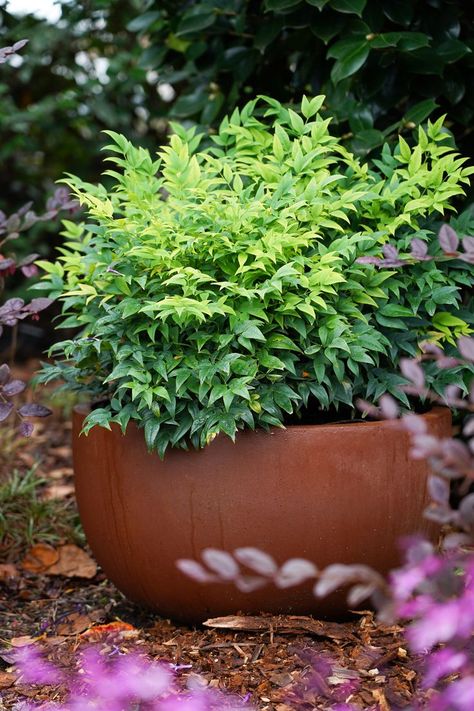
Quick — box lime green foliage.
[37,97,473,456]
[0,468,83,560]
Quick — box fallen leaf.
[44,483,75,500]
[0,563,19,581]
[80,621,138,640]
[10,636,38,648]
[47,467,74,480]
[49,446,72,460]
[56,613,95,636]
[0,671,16,689]
[269,672,293,688]
[21,543,59,573]
[47,545,97,579]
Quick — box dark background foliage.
[1,0,473,215]
[130,0,474,158]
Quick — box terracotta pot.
[72,406,450,623]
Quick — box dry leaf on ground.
[0,672,16,690]
[47,545,97,579]
[0,563,19,581]
[56,613,97,636]
[10,636,38,648]
[21,544,59,573]
[80,621,138,641]
[43,483,75,500]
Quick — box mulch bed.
[0,366,422,709]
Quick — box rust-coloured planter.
[72,407,450,623]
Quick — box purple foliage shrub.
[0,41,79,435]
[11,642,252,710]
[178,336,474,709]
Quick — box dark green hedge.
[131,0,474,157]
[1,0,473,215]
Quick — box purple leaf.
[424,506,454,525]
[444,384,462,403]
[0,364,10,385]
[234,575,268,593]
[437,439,472,478]
[17,201,34,217]
[380,244,407,266]
[19,421,34,437]
[314,564,383,598]
[2,379,26,397]
[6,214,20,232]
[274,559,318,588]
[21,264,39,278]
[22,211,37,229]
[463,418,474,437]
[462,236,474,253]
[459,494,474,524]
[233,547,278,576]
[442,532,472,550]
[0,402,14,422]
[410,238,430,260]
[356,256,382,266]
[18,403,52,418]
[436,356,461,369]
[409,433,440,460]
[457,336,474,363]
[355,398,380,418]
[347,583,376,607]
[0,297,24,314]
[400,358,425,389]
[18,253,40,267]
[383,244,399,260]
[175,559,217,584]
[12,40,28,52]
[25,297,53,314]
[438,224,459,254]
[420,341,443,356]
[0,258,15,271]
[427,475,450,505]
[403,537,434,563]
[201,549,239,580]
[379,394,399,420]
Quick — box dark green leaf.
[404,99,438,124]
[330,41,370,82]
[126,11,161,33]
[329,0,366,15]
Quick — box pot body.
[73,407,450,623]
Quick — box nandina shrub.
[38,96,473,456]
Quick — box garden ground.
[0,364,425,710]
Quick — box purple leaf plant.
[356,223,474,268]
[0,41,79,436]
[12,643,253,711]
[177,336,474,710]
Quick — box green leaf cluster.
[37,97,473,456]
